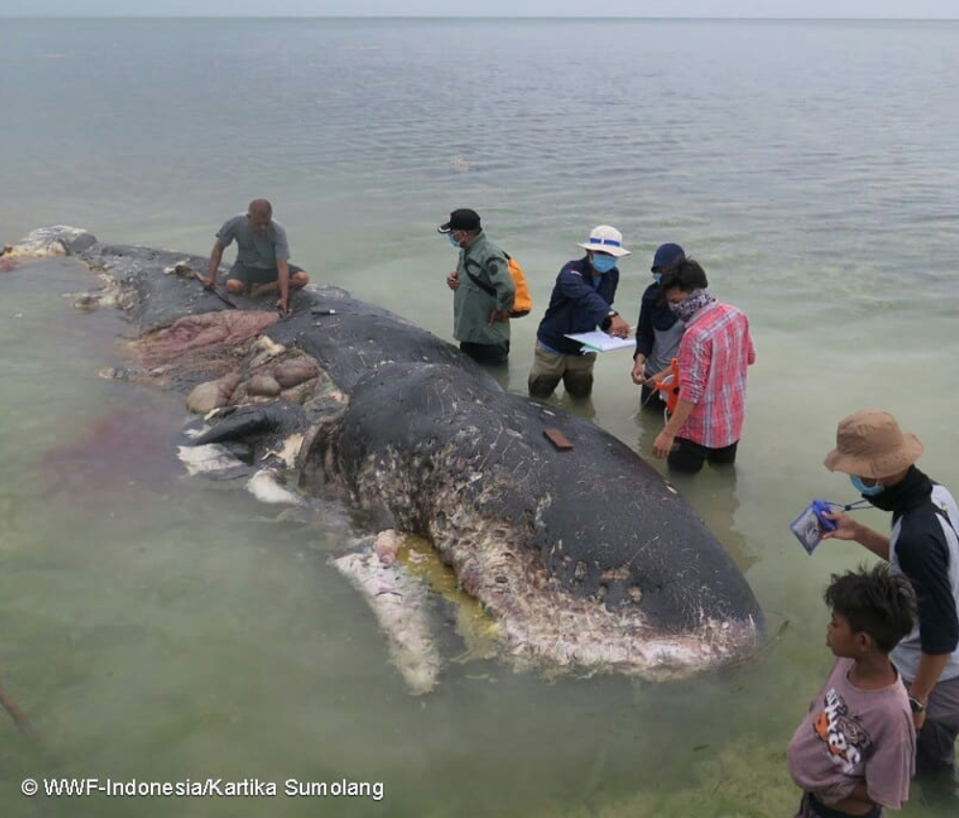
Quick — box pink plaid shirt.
[676,302,755,449]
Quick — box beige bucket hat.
[824,410,924,478]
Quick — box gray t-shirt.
[787,658,914,810]
[646,319,686,376]
[216,214,291,270]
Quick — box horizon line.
[3,15,959,21]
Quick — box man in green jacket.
[440,209,515,365]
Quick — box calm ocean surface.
[2,17,959,817]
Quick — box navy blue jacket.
[634,281,680,359]
[536,257,619,356]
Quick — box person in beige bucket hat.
[821,409,959,790]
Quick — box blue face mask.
[850,475,884,497]
[591,254,617,274]
[448,233,460,248]
[652,273,662,284]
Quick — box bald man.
[202,199,309,314]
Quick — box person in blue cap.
[630,243,686,408]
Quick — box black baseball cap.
[438,208,481,233]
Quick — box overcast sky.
[2,1,958,18]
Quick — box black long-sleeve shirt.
[633,281,684,373]
[888,472,959,680]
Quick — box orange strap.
[654,358,681,414]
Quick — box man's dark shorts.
[227,262,304,286]
[667,437,739,474]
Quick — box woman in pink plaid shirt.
[650,259,756,474]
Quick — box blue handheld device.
[810,499,836,532]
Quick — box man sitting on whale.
[201,198,310,314]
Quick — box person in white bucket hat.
[576,224,632,258]
[528,225,631,399]
[822,410,959,794]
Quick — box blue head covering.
[651,243,685,272]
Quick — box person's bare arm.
[642,366,672,387]
[202,241,224,288]
[607,314,630,338]
[276,259,290,312]
[909,652,951,730]
[652,398,695,459]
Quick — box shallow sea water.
[2,17,959,817]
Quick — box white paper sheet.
[563,331,635,353]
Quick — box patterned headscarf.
[669,288,715,322]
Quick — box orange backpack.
[465,252,532,318]
[504,253,532,318]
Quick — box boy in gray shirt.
[202,199,309,314]
[788,565,917,817]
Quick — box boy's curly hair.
[825,563,918,652]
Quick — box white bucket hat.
[577,225,631,258]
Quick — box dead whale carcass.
[14,226,764,691]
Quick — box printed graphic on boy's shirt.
[813,688,873,774]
